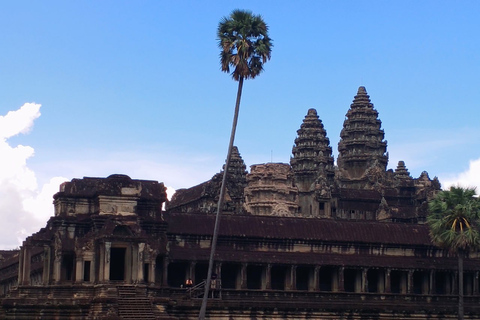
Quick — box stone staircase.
[117,285,156,320]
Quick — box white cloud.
[0,103,66,249]
[440,158,480,191]
[0,103,41,139]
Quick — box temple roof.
[164,212,431,246]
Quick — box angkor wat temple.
[1,87,479,319]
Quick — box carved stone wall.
[244,163,298,216]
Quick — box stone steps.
[117,286,155,320]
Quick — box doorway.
[110,248,126,280]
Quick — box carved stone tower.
[291,108,334,217]
[223,146,248,212]
[337,87,388,189]
[244,163,299,217]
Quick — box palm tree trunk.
[458,251,464,320]
[198,76,244,320]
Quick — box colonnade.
[164,260,480,296]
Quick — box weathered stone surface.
[244,163,298,216]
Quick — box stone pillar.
[98,244,105,282]
[17,249,24,285]
[149,259,156,284]
[162,257,169,287]
[189,261,196,284]
[407,270,413,294]
[385,269,391,293]
[75,256,83,282]
[361,269,367,293]
[240,263,247,289]
[261,265,268,290]
[104,242,111,282]
[128,244,136,283]
[288,265,296,290]
[22,245,32,285]
[337,267,344,292]
[53,248,61,283]
[312,266,320,291]
[42,246,51,285]
[91,253,96,283]
[137,243,145,283]
[215,262,222,289]
[265,264,272,290]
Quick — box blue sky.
[1,1,479,248]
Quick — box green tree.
[427,186,480,320]
[199,9,272,320]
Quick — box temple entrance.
[110,248,126,280]
[61,252,75,281]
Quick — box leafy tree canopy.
[218,9,273,81]
[427,186,480,253]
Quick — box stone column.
[149,259,156,284]
[128,244,136,283]
[313,266,320,291]
[215,263,222,289]
[337,267,344,292]
[104,242,111,282]
[42,246,51,285]
[17,249,24,286]
[360,269,367,293]
[75,256,83,282]
[385,269,391,293]
[265,264,272,290]
[53,248,62,284]
[137,243,145,283]
[22,245,32,285]
[189,261,196,284]
[288,265,297,290]
[98,244,105,282]
[407,270,413,294]
[91,252,96,283]
[240,263,247,289]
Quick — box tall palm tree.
[427,186,480,320]
[198,9,272,320]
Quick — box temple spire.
[337,86,388,188]
[291,108,334,217]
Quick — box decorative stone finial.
[394,161,411,179]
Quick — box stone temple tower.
[337,86,388,189]
[291,108,334,217]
